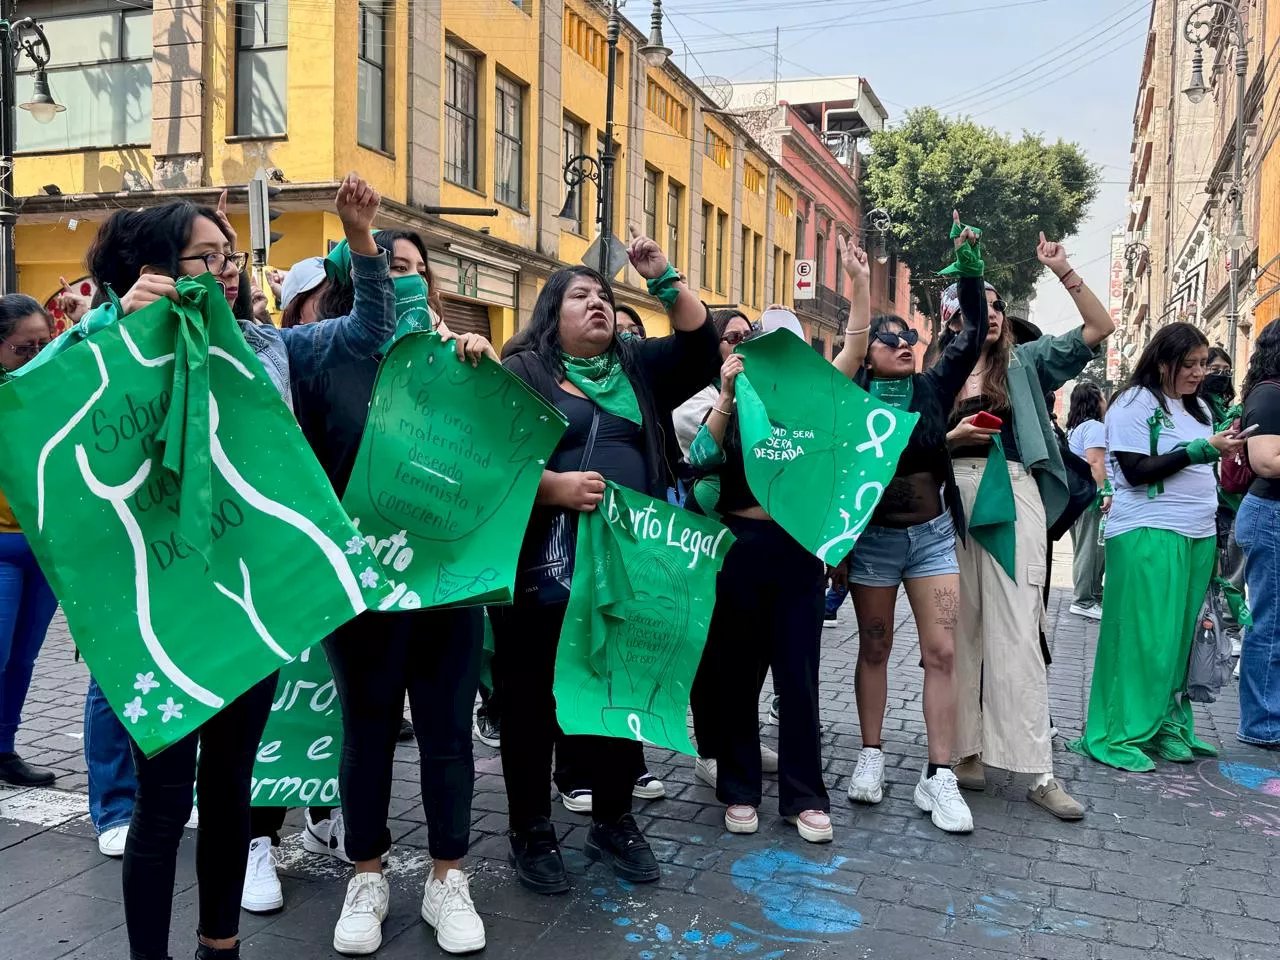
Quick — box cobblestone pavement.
[3,580,1280,960]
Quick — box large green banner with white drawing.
[0,276,386,756]
[341,332,567,609]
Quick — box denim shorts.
[849,512,960,587]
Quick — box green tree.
[862,108,1101,332]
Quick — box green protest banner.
[252,646,343,807]
[735,330,919,566]
[554,482,734,755]
[341,332,567,610]
[0,276,386,756]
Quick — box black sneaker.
[0,752,55,786]
[398,717,415,742]
[508,819,570,895]
[474,711,501,748]
[195,940,241,959]
[585,815,660,883]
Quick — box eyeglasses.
[178,251,249,275]
[991,299,1007,314]
[1,337,50,359]
[873,329,920,349]
[721,329,751,346]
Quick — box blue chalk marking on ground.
[730,850,860,934]
[655,924,674,943]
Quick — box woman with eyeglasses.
[839,218,986,834]
[945,233,1113,821]
[685,240,871,843]
[71,174,395,960]
[615,304,647,341]
[0,296,60,789]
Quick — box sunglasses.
[873,329,920,349]
[2,337,50,359]
[992,299,1007,314]
[721,329,751,346]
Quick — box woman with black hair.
[839,220,986,835]
[78,174,395,960]
[292,227,495,955]
[1234,321,1280,746]
[0,296,58,789]
[615,304,647,340]
[495,228,717,895]
[1069,323,1243,771]
[1065,382,1109,619]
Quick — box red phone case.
[972,411,1003,430]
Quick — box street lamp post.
[0,0,63,294]
[559,1,670,279]
[864,207,892,265]
[1183,0,1249,362]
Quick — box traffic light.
[248,168,283,267]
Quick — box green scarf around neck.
[868,376,914,411]
[561,351,642,425]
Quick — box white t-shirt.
[1067,419,1105,458]
[1105,388,1216,540]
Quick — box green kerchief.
[561,352,642,425]
[938,219,986,278]
[969,436,1018,582]
[868,377,914,411]
[382,274,434,352]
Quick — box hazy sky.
[655,0,1152,333]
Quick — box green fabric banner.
[734,331,920,565]
[341,332,567,609]
[251,646,343,807]
[554,482,734,755]
[0,275,385,756]
[968,436,1018,582]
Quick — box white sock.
[1031,772,1053,789]
[862,746,882,754]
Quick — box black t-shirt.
[1243,382,1280,500]
[291,356,380,498]
[949,395,1022,464]
[547,385,648,491]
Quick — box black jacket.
[855,274,986,540]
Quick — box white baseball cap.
[280,257,326,309]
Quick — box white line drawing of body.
[120,326,255,381]
[214,559,293,661]
[36,341,110,531]
[74,444,225,709]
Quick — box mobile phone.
[971,410,1003,430]
[1235,423,1260,438]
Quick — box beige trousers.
[952,458,1053,774]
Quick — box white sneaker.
[241,837,284,913]
[633,773,666,800]
[421,868,486,954]
[1069,603,1103,621]
[333,872,391,955]
[561,789,593,814]
[97,824,128,858]
[695,757,718,788]
[302,810,354,864]
[913,767,974,834]
[846,748,885,804]
[185,806,199,829]
[1231,636,1244,658]
[760,744,779,774]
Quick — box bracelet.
[712,405,733,417]
[845,325,871,336]
[1059,269,1077,285]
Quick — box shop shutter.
[441,297,492,338]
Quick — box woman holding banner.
[686,238,872,843]
[945,233,1113,821]
[77,174,397,960]
[495,228,719,895]
[839,215,986,834]
[293,228,496,956]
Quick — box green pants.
[1071,507,1105,607]
[1068,527,1218,771]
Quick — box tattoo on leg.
[934,587,959,630]
[863,617,888,641]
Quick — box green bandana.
[868,377,914,411]
[561,352,642,425]
[938,219,985,278]
[382,274,434,352]
[968,435,1017,582]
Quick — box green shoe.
[1153,736,1194,763]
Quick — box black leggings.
[123,672,277,960]
[696,515,829,815]
[491,600,642,830]
[324,607,482,862]
[249,805,332,845]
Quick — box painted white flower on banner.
[158,697,184,723]
[345,535,366,556]
[133,672,160,695]
[123,697,148,724]
[359,567,380,589]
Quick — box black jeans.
[324,607,482,862]
[690,627,771,761]
[123,672,277,960]
[700,516,828,815]
[491,601,641,829]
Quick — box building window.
[815,229,826,288]
[740,228,750,305]
[775,191,794,219]
[16,6,153,152]
[562,116,586,235]
[716,212,728,294]
[564,9,619,83]
[646,78,688,134]
[700,203,712,284]
[811,336,825,355]
[445,41,479,189]
[234,0,288,138]
[667,181,683,271]
[782,252,793,307]
[704,128,730,169]
[773,246,784,304]
[494,73,524,208]
[356,1,386,151]
[795,214,806,259]
[643,169,659,240]
[887,251,899,303]
[744,163,765,195]
[753,234,764,307]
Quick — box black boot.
[0,752,56,786]
[398,716,415,742]
[194,940,239,959]
[508,817,570,895]
[585,814,659,883]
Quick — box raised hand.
[837,234,870,285]
[952,209,979,250]
[626,224,671,280]
[54,277,90,324]
[1036,231,1071,278]
[214,189,238,249]
[335,173,381,255]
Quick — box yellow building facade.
[15,0,803,346]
